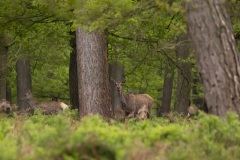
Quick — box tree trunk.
[0,43,7,100]
[109,62,124,116]
[16,57,32,110]
[185,0,240,117]
[158,61,174,116]
[192,71,208,112]
[6,82,12,103]
[69,31,80,110]
[174,34,191,115]
[76,28,113,118]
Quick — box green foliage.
[0,111,240,160]
[70,0,137,31]
[0,0,189,106]
[0,0,72,102]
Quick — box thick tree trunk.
[16,57,32,110]
[158,61,174,116]
[0,43,7,100]
[69,31,79,110]
[76,28,113,118]
[109,62,124,116]
[186,0,240,117]
[174,34,191,115]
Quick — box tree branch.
[109,32,158,43]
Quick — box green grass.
[0,110,240,160]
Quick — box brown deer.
[187,105,199,118]
[110,77,153,119]
[24,91,69,115]
[0,99,12,114]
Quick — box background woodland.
[1,0,240,159]
[1,0,240,116]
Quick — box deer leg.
[127,111,135,119]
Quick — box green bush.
[0,110,240,160]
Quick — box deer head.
[50,93,60,102]
[24,90,33,100]
[0,99,12,114]
[110,77,126,95]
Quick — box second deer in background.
[0,99,12,114]
[24,91,69,115]
[110,77,153,120]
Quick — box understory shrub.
[0,111,240,160]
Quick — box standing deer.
[110,77,153,119]
[24,91,69,115]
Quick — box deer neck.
[118,91,129,111]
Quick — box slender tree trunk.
[109,62,124,116]
[185,0,240,117]
[69,31,79,110]
[174,34,191,115]
[16,57,32,110]
[0,43,7,100]
[158,61,174,116]
[6,82,12,104]
[76,28,113,118]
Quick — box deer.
[187,105,199,118]
[110,77,153,119]
[0,99,12,114]
[24,91,69,115]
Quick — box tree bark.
[185,0,240,117]
[76,28,113,118]
[0,43,7,100]
[16,57,32,110]
[192,71,208,112]
[109,62,124,116]
[174,34,191,115]
[158,61,174,116]
[69,31,79,110]
[6,82,12,104]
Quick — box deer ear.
[122,78,126,83]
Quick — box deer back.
[125,94,153,111]
[38,102,60,115]
[122,93,153,120]
[24,91,69,115]
[133,94,153,110]
[38,101,68,110]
